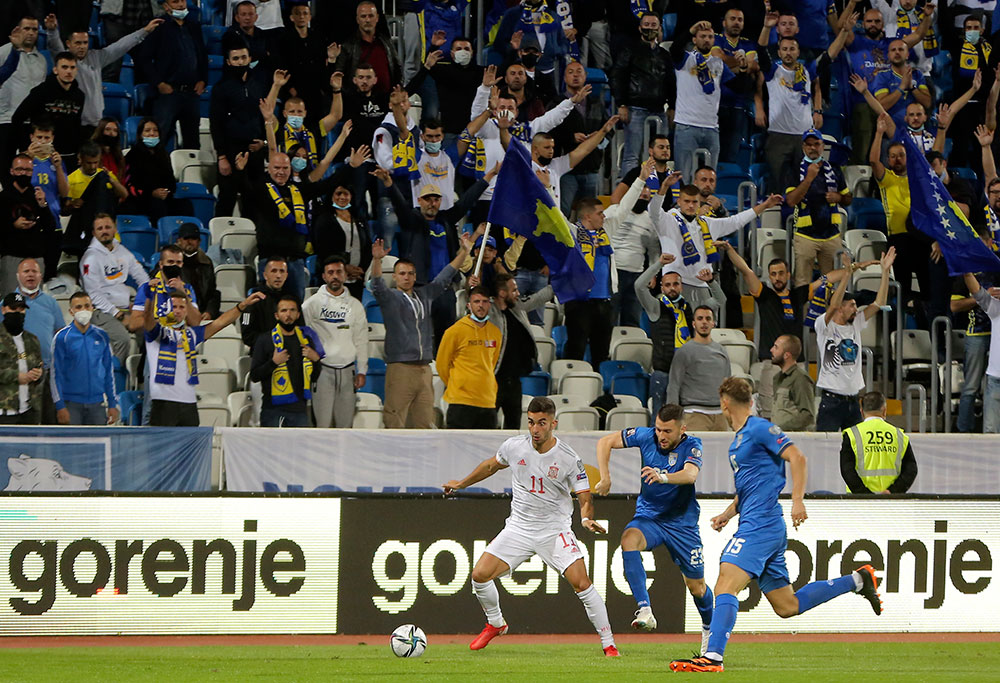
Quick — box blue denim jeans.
[66,401,106,425]
[984,375,1000,434]
[673,123,720,183]
[560,172,599,216]
[649,370,669,425]
[621,107,667,181]
[816,391,863,432]
[515,269,550,325]
[958,334,989,432]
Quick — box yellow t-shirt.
[877,170,910,236]
[67,167,119,200]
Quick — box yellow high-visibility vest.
[844,418,909,493]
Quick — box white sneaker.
[700,626,711,655]
[631,606,657,631]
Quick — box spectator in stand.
[12,52,85,169]
[759,12,801,62]
[330,63,389,164]
[250,294,324,428]
[493,0,571,89]
[564,197,616,368]
[611,11,674,181]
[241,256,293,348]
[0,154,58,293]
[51,291,118,426]
[0,292,43,425]
[123,117,189,221]
[334,0,401,96]
[769,334,817,431]
[303,256,368,429]
[489,271,553,429]
[63,141,129,258]
[42,13,162,135]
[785,129,853,288]
[872,0,937,85]
[871,40,932,131]
[372,85,423,208]
[0,16,46,178]
[127,243,202,339]
[408,117,457,211]
[462,232,522,297]
[80,213,148,364]
[495,59,548,123]
[508,33,559,110]
[91,118,126,181]
[436,285,502,429]
[409,33,482,148]
[27,123,68,232]
[401,3,467,121]
[140,0,207,149]
[266,70,342,172]
[952,234,997,432]
[815,250,896,432]
[666,304,732,431]
[962,272,1000,433]
[949,12,997,170]
[276,2,330,131]
[552,60,611,216]
[176,223,221,320]
[224,1,273,70]
[612,135,682,206]
[100,0,156,81]
[716,7,760,164]
[370,235,473,429]
[636,259,693,422]
[145,286,265,427]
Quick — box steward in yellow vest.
[839,391,917,493]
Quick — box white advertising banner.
[220,428,1000,494]
[0,498,340,635]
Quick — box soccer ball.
[390,624,427,658]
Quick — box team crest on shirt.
[547,465,560,479]
[769,424,782,435]
[668,452,677,467]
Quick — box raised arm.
[869,113,890,179]
[205,291,266,338]
[567,115,618,169]
[636,254,675,320]
[864,246,897,320]
[988,64,1000,131]
[901,3,935,48]
[717,240,762,294]
[977,124,997,187]
[826,252,853,323]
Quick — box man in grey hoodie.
[370,234,473,429]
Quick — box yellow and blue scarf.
[674,212,718,266]
[779,291,795,320]
[282,123,318,166]
[693,50,715,95]
[270,325,313,405]
[986,204,1000,254]
[896,6,938,57]
[804,275,830,328]
[788,62,811,105]
[517,3,558,37]
[796,157,840,226]
[150,276,180,327]
[959,40,991,79]
[658,295,691,348]
[460,120,529,179]
[154,324,198,386]
[576,223,613,270]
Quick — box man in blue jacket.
[51,291,119,425]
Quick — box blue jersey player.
[670,378,882,673]
[595,404,714,653]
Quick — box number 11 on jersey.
[528,476,546,494]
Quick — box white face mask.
[73,309,93,326]
[19,285,39,295]
[453,49,472,66]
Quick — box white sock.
[577,585,614,647]
[852,571,864,591]
[472,580,505,628]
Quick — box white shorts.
[484,525,586,576]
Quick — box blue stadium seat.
[158,216,207,249]
[134,83,154,114]
[585,67,607,85]
[848,197,887,231]
[203,24,226,54]
[639,311,651,337]
[950,167,979,186]
[199,87,213,118]
[820,112,845,140]
[119,54,134,89]
[749,163,769,193]
[750,134,767,163]
[207,54,223,87]
[112,357,127,395]
[360,358,386,402]
[119,390,144,425]
[119,228,158,264]
[662,13,677,40]
[124,115,145,149]
[520,371,551,397]
[599,360,644,393]
[117,214,152,233]
[365,300,384,324]
[716,162,743,176]
[718,194,740,213]
[551,325,567,359]
[102,82,132,123]
[174,182,216,227]
[610,372,650,402]
[716,172,753,197]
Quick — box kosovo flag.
[488,139,595,302]
[902,134,1000,275]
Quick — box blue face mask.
[804,154,823,164]
[142,136,160,148]
[250,60,259,69]
[287,115,304,130]
[423,140,442,154]
[966,30,981,44]
[290,157,308,172]
[170,8,189,20]
[333,201,351,210]
[469,311,489,323]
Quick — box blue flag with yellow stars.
[902,134,1000,275]
[487,138,595,302]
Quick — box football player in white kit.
[443,396,619,656]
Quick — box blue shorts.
[627,516,704,579]
[720,524,790,594]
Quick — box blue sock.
[622,550,650,608]
[705,593,739,660]
[693,584,713,629]
[794,574,857,614]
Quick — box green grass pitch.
[4,642,997,682]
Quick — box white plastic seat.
[756,227,787,275]
[554,407,600,431]
[194,369,234,398]
[844,228,887,263]
[842,164,873,197]
[610,338,653,372]
[606,407,649,431]
[197,405,230,427]
[209,216,255,245]
[353,409,384,428]
[612,394,644,410]
[710,328,747,343]
[227,391,252,426]
[550,359,593,389]
[356,392,382,410]
[219,229,257,261]
[558,371,603,402]
[535,338,556,373]
[547,394,591,409]
[611,325,649,341]
[721,340,757,374]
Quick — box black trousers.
[888,233,930,328]
[815,391,862,432]
[150,399,200,427]
[0,408,39,425]
[564,298,614,367]
[446,403,497,429]
[496,375,523,429]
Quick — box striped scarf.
[576,223,613,270]
[281,123,318,166]
[987,204,1000,254]
[150,276,179,326]
[517,3,559,37]
[959,41,991,79]
[797,157,840,224]
[630,0,654,18]
[693,50,715,94]
[674,212,718,266]
[895,6,938,57]
[645,169,681,204]
[658,295,691,348]
[460,120,530,179]
[804,275,830,328]
[267,182,308,236]
[270,325,313,405]
[153,324,198,386]
[788,62,811,105]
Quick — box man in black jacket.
[277,2,330,130]
[176,222,221,320]
[223,1,273,71]
[551,60,610,215]
[11,53,85,169]
[406,34,482,148]
[333,0,401,96]
[611,11,674,180]
[139,0,207,148]
[0,154,58,294]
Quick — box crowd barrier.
[1,495,996,635]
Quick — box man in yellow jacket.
[840,391,918,493]
[436,286,502,428]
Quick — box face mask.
[11,176,31,191]
[3,312,25,336]
[423,140,442,154]
[631,198,650,214]
[966,30,981,44]
[290,157,308,172]
[278,320,297,332]
[142,136,160,148]
[536,155,552,166]
[184,251,197,257]
[229,64,250,78]
[249,60,259,69]
[333,201,351,210]
[520,53,539,68]
[469,311,489,323]
[170,8,189,19]
[453,49,472,66]
[804,154,823,164]
[19,286,39,295]
[641,29,659,42]
[73,309,93,326]
[287,115,304,129]
[98,134,117,146]
[907,124,924,133]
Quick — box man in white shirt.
[303,256,369,429]
[80,213,150,363]
[443,396,617,657]
[652,185,783,312]
[963,272,1000,433]
[815,249,896,431]
[526,114,618,211]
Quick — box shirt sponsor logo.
[517,459,527,466]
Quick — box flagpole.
[473,221,491,279]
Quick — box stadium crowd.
[0,0,998,432]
